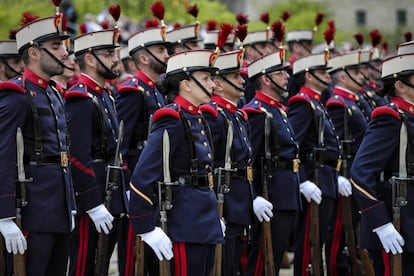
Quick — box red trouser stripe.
[125,222,135,276]
[173,242,187,276]
[76,215,90,276]
[329,199,344,276]
[302,202,311,275]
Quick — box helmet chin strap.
[309,71,330,86]
[265,73,288,98]
[144,47,167,72]
[91,51,119,79]
[219,75,244,92]
[38,45,67,71]
[188,72,212,98]
[344,68,364,88]
[1,57,21,77]
[399,77,414,90]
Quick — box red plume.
[9,30,17,39]
[79,23,87,34]
[236,14,249,25]
[404,31,412,42]
[323,25,335,46]
[235,24,248,44]
[271,20,285,43]
[173,22,181,30]
[314,12,325,27]
[187,4,199,19]
[369,30,382,47]
[109,4,121,22]
[260,12,270,25]
[145,19,159,28]
[353,32,364,48]
[327,20,335,29]
[100,20,110,29]
[150,1,165,21]
[50,0,62,7]
[206,20,217,31]
[21,12,39,26]
[280,11,291,22]
[217,23,233,49]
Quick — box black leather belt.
[232,166,254,182]
[25,152,69,167]
[174,173,214,189]
[268,159,300,173]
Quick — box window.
[356,10,366,26]
[397,10,407,26]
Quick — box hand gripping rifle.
[261,110,276,276]
[157,129,173,276]
[14,127,31,276]
[341,107,367,276]
[95,121,125,276]
[211,120,235,276]
[307,112,325,276]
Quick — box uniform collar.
[23,68,49,89]
[299,86,322,102]
[135,70,155,89]
[211,95,237,113]
[255,90,283,108]
[174,95,199,115]
[333,86,359,101]
[80,73,105,95]
[392,97,414,114]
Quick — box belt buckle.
[246,166,253,182]
[336,159,342,172]
[293,159,300,173]
[207,172,214,190]
[60,152,69,168]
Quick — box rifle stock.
[211,169,225,276]
[391,177,404,276]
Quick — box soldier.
[287,53,341,276]
[240,29,275,105]
[200,50,273,275]
[324,51,368,275]
[65,29,125,276]
[116,24,170,276]
[118,46,136,83]
[350,52,414,275]
[0,13,77,275]
[203,22,237,52]
[0,40,24,82]
[243,50,300,274]
[129,50,225,275]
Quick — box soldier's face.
[94,49,120,79]
[190,70,215,104]
[269,70,290,98]
[346,68,364,91]
[3,57,24,79]
[147,44,169,74]
[38,39,68,77]
[219,71,245,102]
[311,69,331,90]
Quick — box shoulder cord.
[179,110,198,176]
[90,94,108,158]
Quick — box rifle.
[262,110,276,276]
[212,120,234,276]
[95,121,125,276]
[158,129,173,276]
[134,235,145,276]
[390,176,407,276]
[14,127,31,276]
[341,107,366,276]
[307,113,325,276]
[0,235,5,276]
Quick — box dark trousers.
[173,242,216,276]
[222,223,246,276]
[69,214,121,276]
[293,196,335,276]
[247,210,296,275]
[26,232,70,276]
[369,249,414,276]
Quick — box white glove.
[373,222,404,254]
[140,227,173,261]
[300,180,322,204]
[253,196,274,222]
[0,219,27,254]
[338,176,352,197]
[220,218,226,237]
[86,204,114,234]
